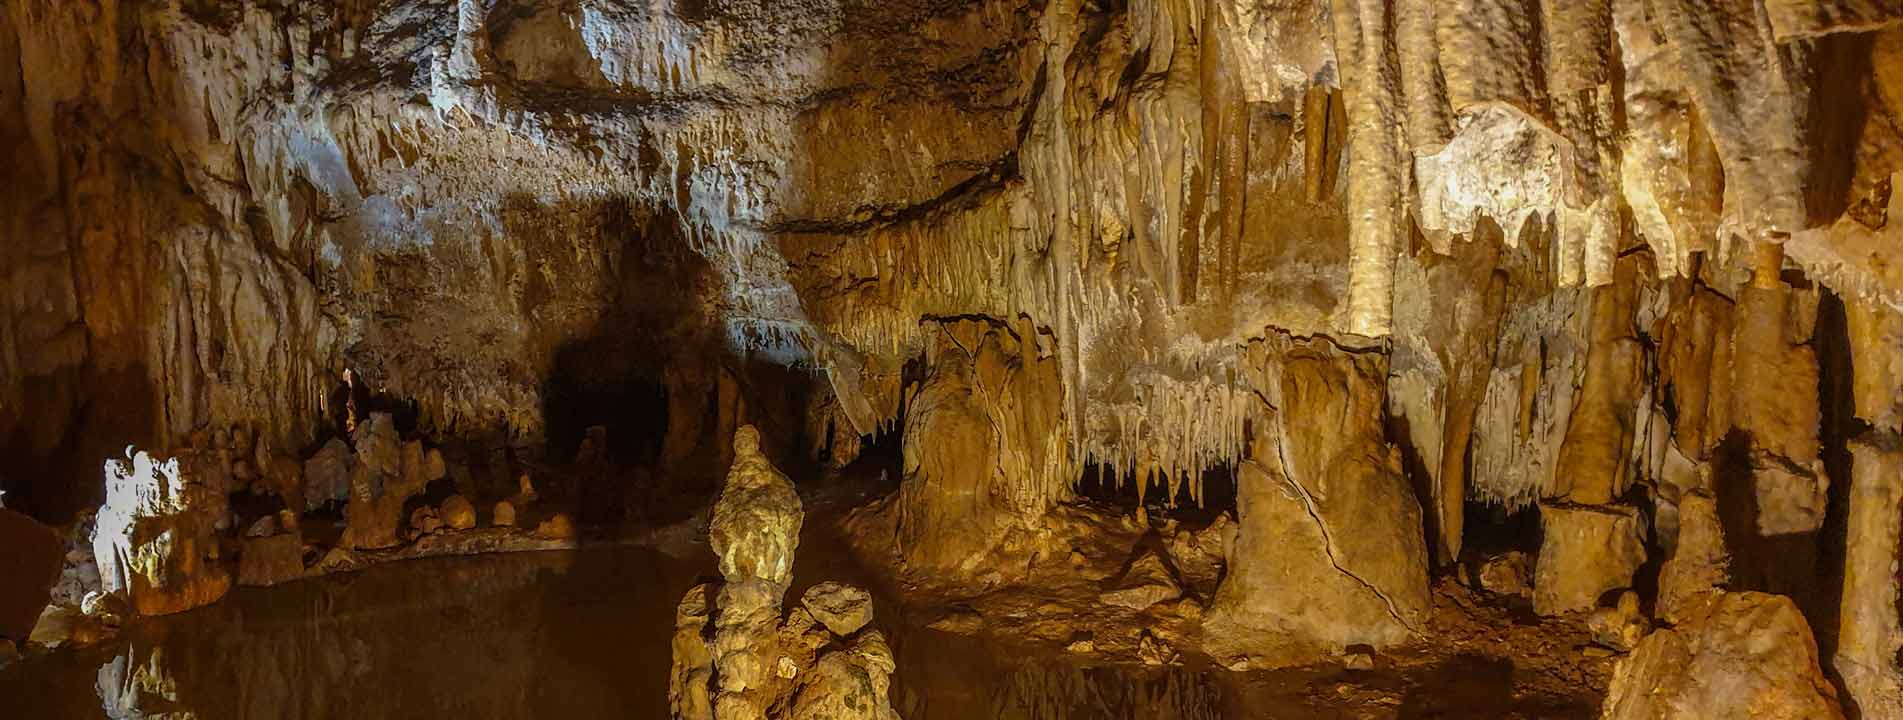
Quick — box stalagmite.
[1206,335,1428,665]
[1732,245,1828,536]
[673,426,896,720]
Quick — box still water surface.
[0,544,1244,719]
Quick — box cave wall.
[5,0,1903,703]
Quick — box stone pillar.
[1834,301,1903,718]
[1535,260,1648,616]
[707,426,803,719]
[673,426,897,720]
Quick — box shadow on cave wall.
[1709,284,1857,663]
[0,366,159,524]
[534,198,821,527]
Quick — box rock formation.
[92,449,231,617]
[340,413,446,551]
[1204,334,1429,665]
[3,0,1903,716]
[671,426,896,720]
[1603,592,1844,720]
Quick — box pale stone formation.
[1834,301,1903,719]
[1603,592,1844,720]
[301,439,353,511]
[492,501,517,528]
[93,449,232,617]
[1837,436,1903,719]
[672,426,896,720]
[894,320,1070,575]
[1655,492,1730,625]
[800,582,873,638]
[1732,266,1829,536]
[711,426,802,594]
[1206,336,1430,665]
[784,631,900,720]
[1534,503,1646,616]
[670,585,717,720]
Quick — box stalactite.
[1330,0,1403,337]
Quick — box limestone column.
[1835,301,1903,718]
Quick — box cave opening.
[1458,501,1542,561]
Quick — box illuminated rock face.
[1603,592,1845,720]
[92,450,231,617]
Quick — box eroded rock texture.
[92,450,231,617]
[4,0,1903,715]
[1205,334,1429,665]
[672,427,896,720]
[1603,592,1844,720]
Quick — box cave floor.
[0,481,1610,719]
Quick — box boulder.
[440,495,476,530]
[237,534,306,587]
[493,500,517,528]
[533,513,576,540]
[301,438,353,511]
[1603,592,1843,719]
[800,581,874,637]
[1587,591,1650,652]
[1165,515,1232,594]
[1469,551,1533,599]
[786,631,900,720]
[244,514,279,538]
[0,509,64,642]
[1099,552,1182,611]
[1534,503,1646,615]
[410,506,443,536]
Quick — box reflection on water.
[1,546,1237,720]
